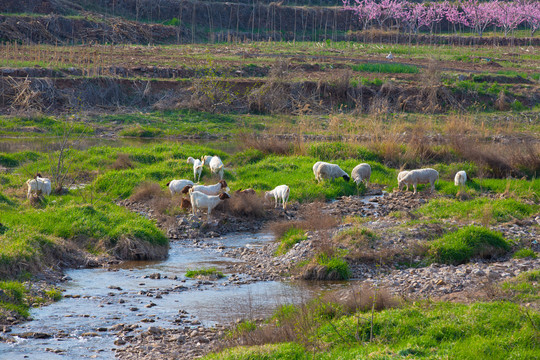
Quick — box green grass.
[316,253,351,280]
[185,267,224,278]
[350,62,419,74]
[205,301,540,360]
[513,248,538,259]
[0,115,92,137]
[501,270,540,303]
[275,228,307,255]
[0,191,167,278]
[429,226,510,265]
[415,197,539,224]
[0,280,30,318]
[44,288,63,302]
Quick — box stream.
[0,232,345,360]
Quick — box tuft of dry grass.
[111,153,133,170]
[130,182,162,202]
[268,203,337,239]
[219,192,266,218]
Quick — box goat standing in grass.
[26,173,51,198]
[187,157,204,183]
[202,155,224,180]
[265,185,290,210]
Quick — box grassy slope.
[206,301,540,360]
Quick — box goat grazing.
[351,163,371,187]
[202,155,224,180]
[26,173,52,198]
[181,180,229,196]
[187,156,204,182]
[454,171,467,187]
[397,170,410,191]
[315,162,350,183]
[398,168,439,194]
[265,185,290,210]
[167,179,194,196]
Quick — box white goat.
[351,163,371,187]
[202,155,224,180]
[397,170,410,191]
[189,188,230,218]
[26,174,51,198]
[187,157,204,183]
[265,185,290,210]
[312,161,323,178]
[181,180,229,196]
[454,170,467,187]
[315,162,350,183]
[167,179,194,196]
[398,168,439,194]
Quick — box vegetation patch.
[275,228,307,255]
[207,301,539,360]
[501,270,540,303]
[512,248,537,260]
[416,197,538,224]
[185,267,224,279]
[429,226,510,265]
[315,253,351,280]
[350,63,419,74]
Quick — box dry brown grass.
[268,202,338,239]
[130,181,162,202]
[111,153,133,170]
[237,133,293,155]
[218,192,266,218]
[219,284,400,350]
[129,181,173,215]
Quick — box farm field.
[0,0,539,359]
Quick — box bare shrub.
[111,153,133,170]
[248,59,291,114]
[495,90,511,111]
[268,203,338,239]
[130,182,163,202]
[322,285,400,313]
[219,192,266,218]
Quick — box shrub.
[512,248,537,259]
[316,253,351,280]
[429,226,510,265]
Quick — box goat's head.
[187,157,194,164]
[181,184,193,194]
[35,172,42,178]
[166,181,171,186]
[219,180,228,189]
[342,174,350,182]
[219,192,230,200]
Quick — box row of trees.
[343,0,540,37]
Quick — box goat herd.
[26,154,468,219]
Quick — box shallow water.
[0,232,344,359]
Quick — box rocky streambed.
[0,232,342,359]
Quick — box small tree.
[48,114,86,194]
